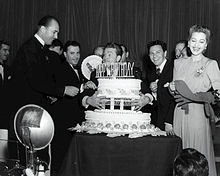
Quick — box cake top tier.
[96,62,134,78]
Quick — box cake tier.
[80,109,154,133]
[97,78,141,99]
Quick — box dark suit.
[52,61,85,172]
[10,36,65,168]
[145,59,175,130]
[11,36,65,112]
[54,61,85,126]
[0,63,12,129]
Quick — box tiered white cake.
[72,62,166,137]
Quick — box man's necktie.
[156,67,160,78]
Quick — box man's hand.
[168,81,176,92]
[64,86,79,97]
[150,80,158,93]
[83,81,97,90]
[165,123,175,135]
[131,94,151,111]
[86,91,106,109]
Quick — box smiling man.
[0,41,10,65]
[145,40,175,135]
[49,40,86,173]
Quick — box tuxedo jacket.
[49,61,87,172]
[54,61,86,126]
[0,64,11,87]
[11,37,65,112]
[9,37,67,166]
[0,64,13,128]
[145,59,175,130]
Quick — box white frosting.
[86,109,150,122]
[97,78,141,99]
[72,77,165,137]
[82,110,152,133]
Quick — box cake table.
[58,132,182,176]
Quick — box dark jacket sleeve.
[16,41,65,98]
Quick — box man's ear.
[64,52,67,58]
[126,52,129,58]
[116,55,121,62]
[40,26,46,33]
[164,51,167,58]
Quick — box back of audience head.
[173,148,209,176]
[175,40,191,59]
[0,40,10,64]
[119,44,129,62]
[93,45,104,58]
[103,42,122,63]
[49,39,63,55]
[63,40,81,66]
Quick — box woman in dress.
[169,24,220,176]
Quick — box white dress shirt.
[0,65,3,80]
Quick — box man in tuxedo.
[0,40,11,129]
[51,40,86,173]
[145,40,175,134]
[10,15,81,171]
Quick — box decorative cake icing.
[71,62,166,138]
[97,78,141,99]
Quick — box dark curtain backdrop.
[1,0,220,74]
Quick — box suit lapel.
[66,62,80,81]
[0,72,2,87]
[160,59,172,76]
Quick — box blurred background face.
[94,47,104,57]
[51,46,62,55]
[103,48,118,63]
[175,43,186,59]
[64,45,80,66]
[0,44,10,64]
[42,19,59,45]
[188,32,207,56]
[149,45,166,66]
